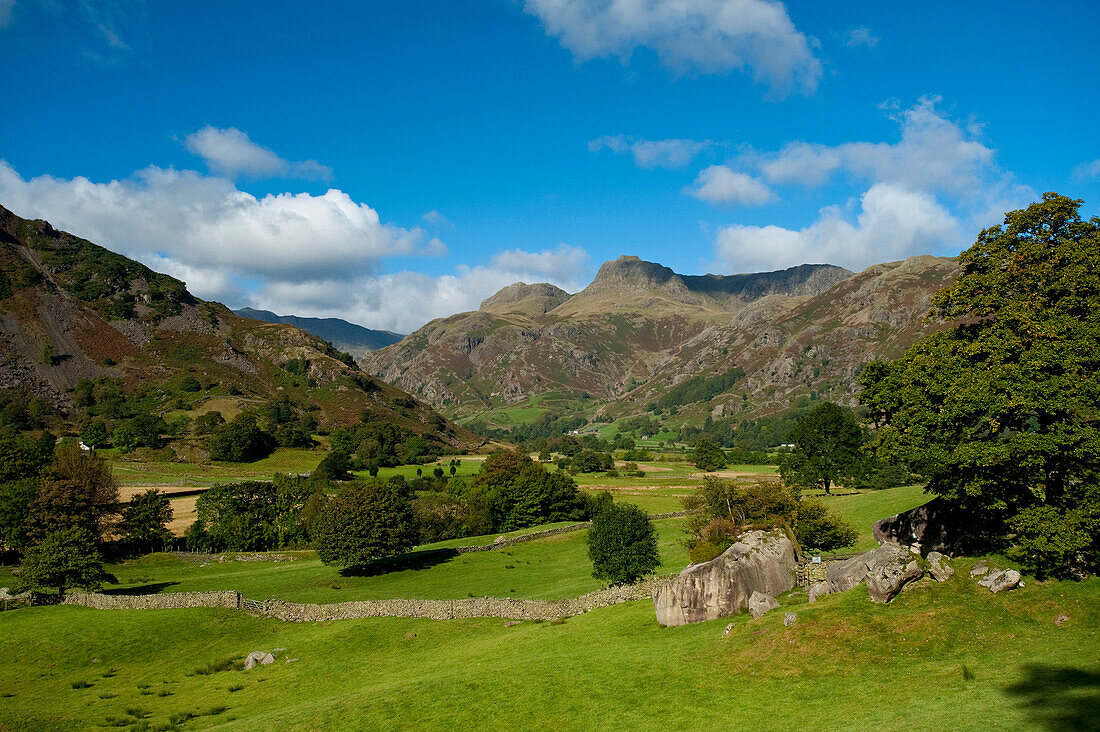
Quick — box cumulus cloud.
[715,183,960,272]
[523,0,822,95]
[758,97,997,196]
[0,160,439,298]
[184,126,333,181]
[686,166,775,206]
[244,244,591,333]
[843,27,879,47]
[589,135,714,169]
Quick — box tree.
[586,495,660,585]
[18,527,113,599]
[779,402,865,495]
[24,442,120,545]
[208,413,276,462]
[314,451,352,481]
[121,489,173,552]
[860,194,1100,576]
[693,438,727,472]
[312,479,417,570]
[470,451,587,532]
[80,420,109,449]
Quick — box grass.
[816,484,931,551]
[0,567,1095,730]
[111,447,328,487]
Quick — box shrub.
[794,498,858,552]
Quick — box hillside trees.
[469,450,588,532]
[121,489,173,553]
[189,478,317,551]
[779,402,865,495]
[693,438,728,472]
[860,193,1100,576]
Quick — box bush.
[586,494,660,585]
[208,414,276,462]
[1009,501,1098,579]
[794,499,858,552]
[693,438,727,472]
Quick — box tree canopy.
[121,489,173,552]
[586,494,660,585]
[692,438,727,472]
[779,402,865,495]
[18,527,114,599]
[859,193,1100,576]
[312,478,417,570]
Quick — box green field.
[1,563,1096,730]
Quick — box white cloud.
[0,0,15,28]
[183,126,333,181]
[589,135,713,169]
[0,160,439,297]
[686,165,775,206]
[715,183,960,272]
[843,27,879,48]
[758,97,997,196]
[245,244,590,333]
[1074,159,1100,179]
[422,210,452,227]
[523,0,822,95]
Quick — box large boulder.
[653,530,795,626]
[747,591,780,619]
[926,552,954,582]
[826,554,871,594]
[979,569,1022,593]
[865,544,924,603]
[872,497,980,555]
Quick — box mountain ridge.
[232,307,403,359]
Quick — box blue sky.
[2,0,1098,332]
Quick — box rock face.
[865,544,924,603]
[979,569,1022,593]
[926,552,954,582]
[872,498,971,555]
[652,530,795,627]
[747,591,780,619]
[826,554,872,594]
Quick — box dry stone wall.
[63,590,241,611]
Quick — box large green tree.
[312,479,417,570]
[586,494,660,585]
[779,402,865,495]
[18,527,114,599]
[121,489,173,553]
[470,450,587,532]
[692,438,728,472]
[859,194,1100,576]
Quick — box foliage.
[692,438,727,472]
[192,478,317,551]
[654,366,745,409]
[313,451,352,481]
[0,388,61,430]
[331,418,441,467]
[779,402,865,495]
[79,420,109,448]
[22,442,120,546]
[586,493,660,585]
[793,499,858,552]
[683,477,855,561]
[17,527,114,598]
[0,479,37,551]
[312,479,418,570]
[469,451,588,532]
[0,426,54,483]
[570,449,614,473]
[193,411,225,435]
[121,490,173,553]
[207,413,277,462]
[860,194,1100,575]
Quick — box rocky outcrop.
[826,554,872,594]
[865,544,924,603]
[747,591,780,619]
[872,498,970,555]
[652,530,795,626]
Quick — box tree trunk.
[823,478,832,495]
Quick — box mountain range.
[232,307,403,359]
[0,205,478,450]
[364,254,960,427]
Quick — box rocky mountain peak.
[479,282,572,316]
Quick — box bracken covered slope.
[0,205,480,449]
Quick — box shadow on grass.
[1004,664,1100,732]
[102,582,180,596]
[340,548,459,578]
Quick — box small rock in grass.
[969,562,990,578]
[783,613,797,627]
[721,623,735,638]
[243,651,275,670]
[977,569,1003,588]
[747,591,780,619]
[1055,614,1069,626]
[404,632,417,640]
[503,621,521,627]
[807,582,829,603]
[926,552,954,582]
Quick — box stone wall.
[63,590,242,611]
